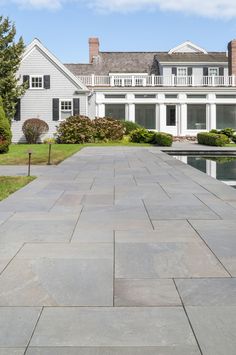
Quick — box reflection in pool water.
[174,156,236,187]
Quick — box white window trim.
[208,67,219,76]
[60,99,73,121]
[29,75,44,90]
[177,67,188,76]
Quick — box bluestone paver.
[186,306,236,355]
[30,307,197,348]
[176,278,236,306]
[0,146,236,353]
[25,346,201,355]
[0,307,41,347]
[115,279,181,306]
[0,243,113,306]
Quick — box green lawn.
[0,176,35,201]
[226,144,236,147]
[0,142,151,165]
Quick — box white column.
[179,103,187,136]
[206,161,216,179]
[209,103,216,130]
[125,104,129,121]
[159,104,166,132]
[128,103,135,122]
[97,103,105,118]
[156,104,160,131]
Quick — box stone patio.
[0,146,236,354]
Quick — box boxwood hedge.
[197,132,230,147]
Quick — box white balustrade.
[78,75,235,87]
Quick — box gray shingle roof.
[155,52,228,63]
[65,51,228,76]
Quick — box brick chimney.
[228,39,236,76]
[89,37,100,63]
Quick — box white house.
[12,37,236,142]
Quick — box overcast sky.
[1,0,236,63]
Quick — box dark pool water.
[173,156,236,187]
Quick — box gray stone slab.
[186,306,236,355]
[203,182,236,202]
[26,346,201,355]
[83,194,114,206]
[160,182,207,194]
[115,279,181,306]
[50,192,84,213]
[195,193,236,219]
[0,212,12,225]
[0,212,78,243]
[0,192,61,212]
[145,198,219,220]
[45,181,92,192]
[0,307,41,347]
[30,307,197,347]
[115,240,228,278]
[0,349,25,355]
[0,243,113,306]
[190,220,236,275]
[118,221,200,242]
[176,278,236,306]
[0,242,23,273]
[77,205,153,231]
[72,228,114,243]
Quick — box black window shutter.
[14,99,21,121]
[44,75,50,89]
[73,98,80,116]
[219,67,224,76]
[188,67,193,76]
[203,67,208,76]
[23,75,30,88]
[172,67,177,76]
[52,98,60,121]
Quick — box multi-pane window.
[216,105,236,129]
[135,104,156,129]
[187,104,206,130]
[166,105,176,126]
[30,76,43,88]
[177,68,187,76]
[209,68,219,76]
[105,104,126,120]
[61,100,72,120]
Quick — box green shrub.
[220,128,235,138]
[56,115,95,144]
[0,97,12,153]
[22,118,49,144]
[197,132,230,147]
[129,128,154,143]
[121,121,141,134]
[152,132,173,146]
[93,117,125,141]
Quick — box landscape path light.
[47,142,52,165]
[27,149,32,177]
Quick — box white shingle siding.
[12,46,88,142]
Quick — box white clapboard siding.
[12,46,88,142]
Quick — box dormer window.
[209,68,219,76]
[30,76,43,89]
[177,68,187,77]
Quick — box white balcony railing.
[78,74,236,87]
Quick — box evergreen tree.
[0,97,12,153]
[0,16,25,122]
